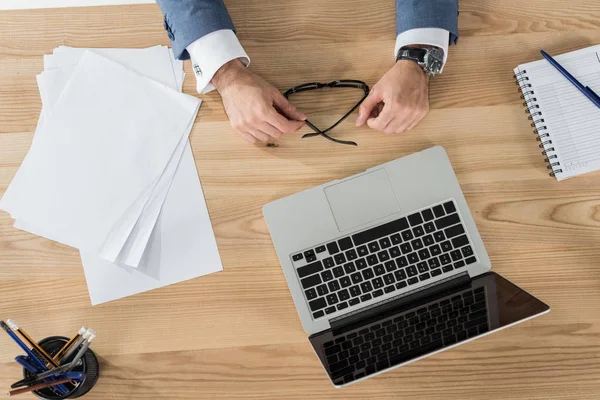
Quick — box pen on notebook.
[6,378,72,397]
[6,320,59,367]
[540,49,600,108]
[53,326,87,362]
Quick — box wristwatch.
[396,47,444,77]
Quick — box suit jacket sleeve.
[156,0,236,60]
[396,0,459,45]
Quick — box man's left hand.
[356,60,429,134]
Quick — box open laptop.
[262,146,549,387]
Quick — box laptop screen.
[309,272,549,386]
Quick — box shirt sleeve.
[394,28,450,72]
[186,29,250,94]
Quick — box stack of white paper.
[0,46,223,305]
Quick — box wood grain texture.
[1,1,600,399]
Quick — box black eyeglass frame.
[283,80,370,146]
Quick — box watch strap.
[396,48,427,64]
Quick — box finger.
[367,102,395,131]
[259,122,284,139]
[383,117,403,135]
[267,110,305,134]
[246,128,271,143]
[238,131,258,143]
[272,92,307,121]
[406,110,428,131]
[356,91,383,126]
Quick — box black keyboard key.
[301,274,321,289]
[352,217,409,246]
[377,250,390,262]
[465,256,477,265]
[344,262,356,274]
[407,265,418,277]
[313,310,324,319]
[349,298,360,306]
[368,241,380,253]
[396,256,408,268]
[418,248,431,260]
[445,223,465,239]
[443,201,457,214]
[435,213,460,230]
[326,293,339,305]
[333,266,345,278]
[292,253,303,261]
[304,249,315,259]
[408,212,423,226]
[323,257,335,268]
[451,235,469,249]
[441,241,452,252]
[373,289,384,298]
[305,254,316,262]
[450,250,462,261]
[419,273,431,281]
[345,249,358,261]
[442,264,453,273]
[351,272,363,284]
[384,285,396,294]
[461,245,474,257]
[423,234,434,246]
[362,268,375,280]
[349,285,361,297]
[360,293,372,302]
[407,252,419,264]
[374,264,386,276]
[417,262,429,273]
[338,237,353,251]
[334,253,347,265]
[309,297,327,311]
[328,280,341,292]
[338,289,350,301]
[360,281,373,293]
[372,277,384,289]
[400,242,412,254]
[340,276,352,288]
[394,269,407,281]
[411,238,424,250]
[337,302,348,311]
[325,306,336,314]
[431,268,442,277]
[316,245,326,253]
[297,260,323,278]
[430,244,441,256]
[329,358,349,373]
[401,230,414,241]
[357,245,368,257]
[367,254,378,266]
[422,208,434,221]
[391,233,402,244]
[396,281,407,290]
[434,231,445,242]
[424,221,435,233]
[389,246,401,258]
[379,237,391,248]
[408,277,419,285]
[305,288,317,300]
[383,273,396,285]
[317,284,328,296]
[327,241,340,255]
[385,260,397,272]
[321,270,333,282]
[355,258,367,270]
[433,204,445,217]
[412,226,425,237]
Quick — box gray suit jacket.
[156,0,459,60]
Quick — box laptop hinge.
[329,272,471,331]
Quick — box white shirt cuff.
[187,29,250,94]
[394,28,450,73]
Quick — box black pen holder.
[22,336,100,399]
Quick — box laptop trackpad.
[325,169,400,232]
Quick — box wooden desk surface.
[1,1,600,398]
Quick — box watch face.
[424,48,444,75]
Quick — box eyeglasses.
[283,80,370,146]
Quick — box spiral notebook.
[514,45,600,181]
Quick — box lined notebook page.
[514,45,600,181]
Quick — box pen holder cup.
[22,336,100,399]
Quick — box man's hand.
[212,59,306,143]
[355,60,429,134]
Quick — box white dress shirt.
[188,28,449,94]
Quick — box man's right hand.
[212,60,306,144]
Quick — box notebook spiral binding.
[514,69,563,177]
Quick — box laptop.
[262,146,550,387]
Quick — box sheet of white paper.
[0,51,199,255]
[0,0,154,10]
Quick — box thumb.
[356,91,382,127]
[273,92,307,121]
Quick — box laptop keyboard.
[291,200,478,320]
[322,286,489,385]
